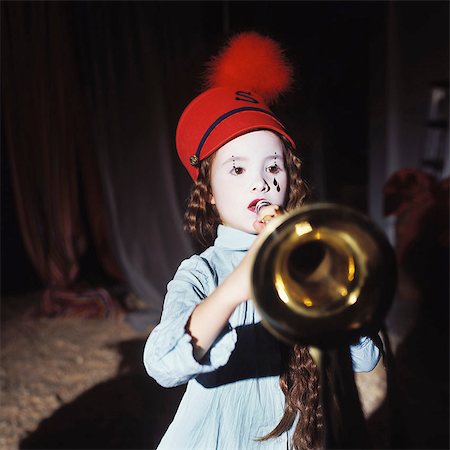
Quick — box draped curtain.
[3,2,221,327]
[71,2,208,328]
[2,3,113,318]
[3,3,81,287]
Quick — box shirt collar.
[214,224,257,251]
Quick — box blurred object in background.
[381,166,449,448]
[384,168,449,268]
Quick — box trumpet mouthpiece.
[255,200,272,214]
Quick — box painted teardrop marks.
[273,151,280,192]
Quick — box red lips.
[247,198,265,212]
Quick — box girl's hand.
[230,204,286,303]
[252,203,285,234]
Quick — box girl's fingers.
[253,204,284,233]
[256,204,282,222]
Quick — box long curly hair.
[183,133,324,449]
[258,344,324,450]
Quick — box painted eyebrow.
[263,155,284,166]
[221,154,281,166]
[221,156,247,166]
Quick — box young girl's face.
[209,130,288,234]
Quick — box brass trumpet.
[251,202,396,347]
[250,203,397,448]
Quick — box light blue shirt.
[143,225,380,450]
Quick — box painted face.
[210,130,288,234]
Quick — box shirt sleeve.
[143,256,237,388]
[349,335,381,372]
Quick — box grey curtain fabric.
[73,3,217,328]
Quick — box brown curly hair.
[183,133,323,449]
[258,344,324,450]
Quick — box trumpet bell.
[251,203,397,346]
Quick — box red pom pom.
[205,32,294,104]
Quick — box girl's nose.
[251,176,269,192]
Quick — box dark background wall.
[2,1,448,294]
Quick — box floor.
[0,292,184,450]
[1,271,448,449]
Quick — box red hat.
[175,32,296,181]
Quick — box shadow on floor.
[20,338,185,450]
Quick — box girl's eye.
[231,166,245,176]
[266,164,281,174]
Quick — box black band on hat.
[195,107,285,159]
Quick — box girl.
[143,32,380,450]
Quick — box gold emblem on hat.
[189,155,200,167]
